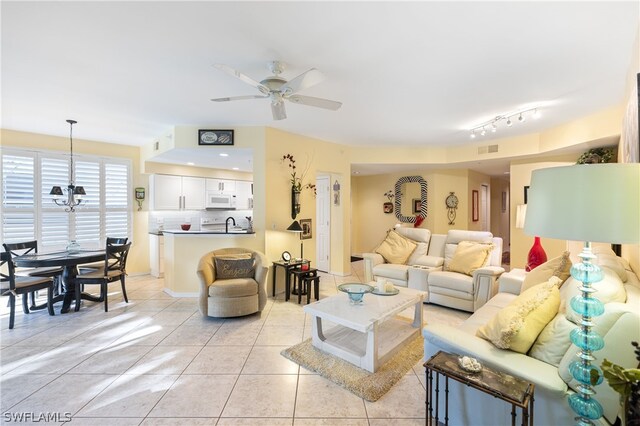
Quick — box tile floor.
[1,261,470,425]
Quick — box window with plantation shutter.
[1,148,131,251]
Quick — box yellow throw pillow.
[447,241,493,275]
[476,276,561,354]
[375,230,417,264]
[521,251,572,292]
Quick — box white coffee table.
[303,286,426,372]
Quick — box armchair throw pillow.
[214,257,255,280]
[447,241,493,276]
[375,230,417,265]
[521,251,572,292]
[476,276,561,354]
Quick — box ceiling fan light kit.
[211,61,342,120]
[469,107,540,139]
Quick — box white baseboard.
[163,288,198,298]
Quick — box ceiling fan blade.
[287,95,342,111]
[271,101,287,120]
[214,64,270,95]
[211,95,269,102]
[280,68,325,94]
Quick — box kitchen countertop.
[160,230,255,235]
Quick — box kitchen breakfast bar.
[161,230,261,296]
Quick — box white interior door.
[316,175,330,272]
[481,184,489,231]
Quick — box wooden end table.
[424,351,534,426]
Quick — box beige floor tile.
[0,373,58,411]
[69,344,152,374]
[217,419,292,425]
[9,374,118,417]
[241,346,299,375]
[76,374,178,417]
[364,375,426,419]
[128,299,176,311]
[148,374,236,417]
[140,418,217,425]
[109,323,178,346]
[126,345,202,375]
[150,310,194,325]
[368,419,425,426]
[63,418,144,425]
[0,345,55,374]
[221,375,298,417]
[158,323,220,346]
[264,311,306,326]
[128,290,173,300]
[17,344,99,374]
[207,323,263,346]
[255,325,304,346]
[294,375,366,418]
[183,345,251,374]
[294,419,369,425]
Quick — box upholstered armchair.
[197,248,269,318]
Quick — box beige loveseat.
[423,250,640,425]
[197,248,269,318]
[363,228,504,312]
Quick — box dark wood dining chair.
[78,237,129,271]
[2,241,63,311]
[1,251,55,329]
[74,242,131,312]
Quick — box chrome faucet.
[225,216,236,233]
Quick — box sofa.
[423,249,640,425]
[196,248,269,318]
[363,228,504,312]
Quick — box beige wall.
[351,168,493,255]
[490,177,511,250]
[264,128,351,276]
[1,128,150,274]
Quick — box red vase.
[526,236,548,271]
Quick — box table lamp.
[516,204,548,271]
[524,163,640,425]
[287,220,304,259]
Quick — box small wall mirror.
[394,175,427,223]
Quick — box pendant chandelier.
[50,119,85,212]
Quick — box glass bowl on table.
[337,283,374,305]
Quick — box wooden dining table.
[13,249,106,314]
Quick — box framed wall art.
[198,129,234,146]
[472,190,479,222]
[300,218,312,240]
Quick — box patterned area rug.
[281,334,423,402]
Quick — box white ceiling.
[2,1,638,173]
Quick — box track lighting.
[468,107,540,139]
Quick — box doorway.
[316,175,330,272]
[481,184,489,232]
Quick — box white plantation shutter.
[2,154,36,243]
[1,148,131,251]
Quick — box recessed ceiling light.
[219,153,229,157]
[187,162,195,166]
[232,167,239,170]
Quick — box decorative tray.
[372,288,400,296]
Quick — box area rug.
[281,334,424,402]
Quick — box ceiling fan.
[211,61,342,120]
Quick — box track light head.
[518,113,525,122]
[506,118,512,126]
[491,123,497,132]
[470,132,476,139]
[480,128,486,136]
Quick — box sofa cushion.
[595,251,628,282]
[521,251,572,292]
[528,312,575,366]
[406,242,429,265]
[375,230,417,264]
[208,277,258,298]
[447,241,494,276]
[476,277,561,353]
[214,257,255,280]
[459,292,517,335]
[396,227,431,244]
[373,263,410,281]
[428,271,474,294]
[443,231,493,269]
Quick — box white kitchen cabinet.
[150,174,205,210]
[206,178,235,195]
[149,233,164,278]
[235,180,253,210]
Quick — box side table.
[408,265,438,292]
[290,267,318,304]
[424,351,534,426]
[271,260,306,298]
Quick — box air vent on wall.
[478,144,499,155]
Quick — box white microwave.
[205,192,236,209]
